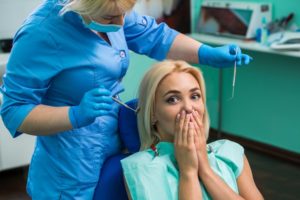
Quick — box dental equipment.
[232,60,237,99]
[228,60,237,101]
[112,96,139,113]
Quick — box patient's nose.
[183,101,193,114]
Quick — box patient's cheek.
[195,112,205,125]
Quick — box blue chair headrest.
[118,98,140,153]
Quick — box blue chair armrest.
[93,153,131,200]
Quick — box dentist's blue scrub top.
[0,0,178,199]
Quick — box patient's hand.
[174,111,198,176]
[191,110,210,175]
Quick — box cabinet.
[0,53,35,171]
[189,33,300,58]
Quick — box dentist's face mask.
[81,15,123,33]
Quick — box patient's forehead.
[157,72,200,95]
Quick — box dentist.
[0,0,252,199]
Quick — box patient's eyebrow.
[163,90,180,97]
[163,87,200,97]
[190,87,200,92]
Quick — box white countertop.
[189,33,300,58]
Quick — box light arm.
[199,165,244,200]
[237,156,264,200]
[167,33,202,64]
[198,155,263,200]
[18,105,72,136]
[179,172,202,200]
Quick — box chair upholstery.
[93,99,140,200]
[118,99,140,153]
[93,153,131,200]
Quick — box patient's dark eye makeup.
[191,93,201,100]
[166,95,180,104]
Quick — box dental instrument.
[112,96,139,113]
[231,60,237,99]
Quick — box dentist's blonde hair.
[137,60,210,150]
[61,0,136,17]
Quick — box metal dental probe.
[231,60,237,99]
[112,96,139,113]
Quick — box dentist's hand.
[198,44,253,68]
[69,86,114,128]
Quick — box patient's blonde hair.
[61,0,136,17]
[138,60,210,150]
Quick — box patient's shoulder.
[209,139,244,177]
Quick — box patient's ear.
[151,119,157,126]
[151,114,158,132]
[151,113,157,125]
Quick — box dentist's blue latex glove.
[198,44,253,68]
[69,86,114,128]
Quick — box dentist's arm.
[19,105,72,135]
[19,87,113,135]
[167,33,252,68]
[167,33,201,64]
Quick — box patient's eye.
[191,93,201,100]
[166,96,180,104]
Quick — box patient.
[121,60,263,200]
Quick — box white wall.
[0,1,39,169]
[0,54,36,171]
[0,0,43,39]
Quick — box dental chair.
[93,99,140,200]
